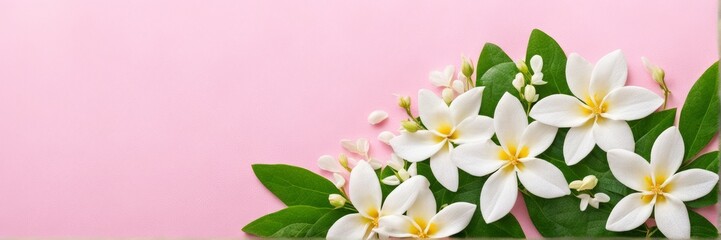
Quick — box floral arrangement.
[242,29,720,239]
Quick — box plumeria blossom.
[605,127,719,238]
[390,87,494,191]
[529,50,664,165]
[577,193,610,211]
[381,154,418,186]
[453,93,570,223]
[327,161,429,240]
[375,188,476,239]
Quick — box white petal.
[594,193,610,203]
[607,149,651,192]
[427,202,476,238]
[375,215,418,238]
[442,88,455,104]
[590,50,627,97]
[318,155,345,173]
[452,140,505,177]
[577,194,591,211]
[449,87,483,125]
[601,86,663,121]
[529,94,592,128]
[418,89,454,130]
[519,121,558,157]
[349,161,382,219]
[430,145,459,192]
[494,93,528,147]
[381,175,400,186]
[387,154,403,171]
[381,175,429,216]
[377,131,395,145]
[566,53,594,99]
[530,55,543,73]
[407,187,437,222]
[429,66,454,87]
[517,158,570,198]
[333,173,346,188]
[408,162,417,176]
[452,115,494,144]
[605,193,654,232]
[641,57,655,73]
[368,110,389,125]
[593,119,634,152]
[341,139,359,154]
[650,127,684,179]
[356,139,370,156]
[563,122,596,165]
[480,169,518,223]
[390,130,445,162]
[654,195,690,239]
[367,157,383,170]
[666,169,719,201]
[452,79,466,93]
[327,213,372,240]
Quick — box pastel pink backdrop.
[0,0,716,238]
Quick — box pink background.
[0,0,717,238]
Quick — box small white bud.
[451,79,466,93]
[401,119,419,133]
[381,175,401,186]
[531,73,547,85]
[515,59,528,74]
[397,95,411,109]
[461,55,474,78]
[407,162,417,176]
[377,131,395,145]
[397,168,410,181]
[512,73,525,91]
[569,175,598,191]
[367,110,389,125]
[442,87,455,104]
[641,57,666,85]
[524,85,537,103]
[530,55,543,73]
[328,194,347,209]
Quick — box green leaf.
[689,209,719,238]
[476,43,513,84]
[305,208,354,237]
[416,161,525,238]
[242,206,334,237]
[679,62,720,161]
[525,29,572,97]
[479,62,521,117]
[252,164,341,207]
[681,151,719,208]
[628,108,677,160]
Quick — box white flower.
[605,127,719,239]
[524,85,538,103]
[368,110,389,125]
[374,188,476,239]
[512,73,525,91]
[377,131,395,145]
[390,87,494,192]
[529,55,547,85]
[569,175,598,191]
[577,193,609,211]
[382,154,418,186]
[453,93,570,223]
[327,161,430,240]
[429,65,455,88]
[341,138,370,158]
[529,50,664,165]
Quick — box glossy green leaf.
[242,206,333,237]
[628,108,676,160]
[252,164,341,207]
[689,209,719,238]
[305,208,354,237]
[679,62,720,160]
[417,161,525,238]
[479,62,520,117]
[525,29,572,97]
[476,43,513,84]
[680,151,719,208]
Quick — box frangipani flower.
[327,161,430,239]
[529,50,664,165]
[577,193,609,211]
[605,127,719,238]
[453,93,570,223]
[390,87,494,191]
[375,188,476,239]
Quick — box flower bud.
[524,85,537,103]
[328,194,347,209]
[530,55,543,73]
[516,59,529,74]
[569,175,598,191]
[461,55,474,78]
[451,79,466,94]
[397,95,411,109]
[512,73,525,91]
[641,57,666,85]
[401,119,420,133]
[338,154,350,171]
[442,88,455,104]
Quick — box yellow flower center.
[499,144,529,172]
[641,175,672,203]
[409,217,438,238]
[582,95,609,117]
[366,208,380,228]
[435,122,458,142]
